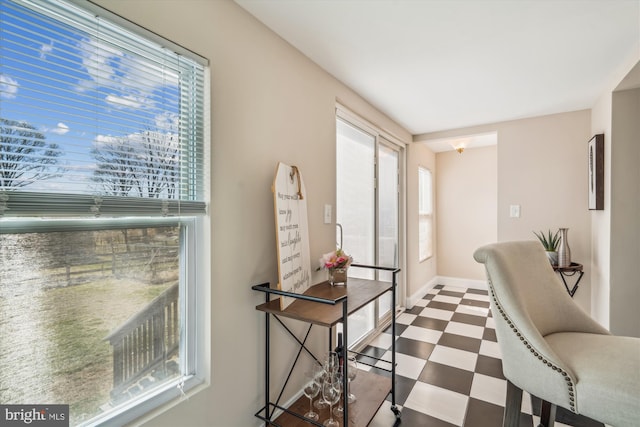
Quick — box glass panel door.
[377,141,399,320]
[336,118,375,344]
[336,117,401,346]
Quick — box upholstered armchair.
[473,241,640,427]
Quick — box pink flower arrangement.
[319,248,353,270]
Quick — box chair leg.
[503,380,523,427]
[538,400,556,427]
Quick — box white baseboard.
[406,276,488,308]
[406,276,439,308]
[436,276,487,290]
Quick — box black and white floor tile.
[358,284,605,427]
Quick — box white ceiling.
[234,0,640,142]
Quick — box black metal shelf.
[252,264,402,426]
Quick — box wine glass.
[322,374,342,427]
[302,370,320,421]
[325,351,339,376]
[313,364,329,410]
[332,372,345,418]
[347,354,358,403]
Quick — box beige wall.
[406,143,437,299]
[416,110,593,311]
[434,146,497,280]
[91,1,413,426]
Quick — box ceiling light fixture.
[449,138,469,154]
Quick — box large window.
[0,0,208,425]
[418,167,433,261]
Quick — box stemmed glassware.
[313,351,339,410]
[332,371,344,418]
[308,351,352,424]
[303,369,320,421]
[322,373,343,427]
[315,352,339,410]
[334,352,358,417]
[313,374,328,410]
[346,354,358,403]
[325,351,339,376]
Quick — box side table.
[553,262,583,297]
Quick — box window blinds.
[0,0,207,217]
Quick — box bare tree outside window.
[135,128,179,199]
[91,121,179,199]
[0,117,64,189]
[90,137,137,197]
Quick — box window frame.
[92,216,209,427]
[0,0,210,424]
[418,166,433,262]
[335,106,406,348]
[0,218,209,427]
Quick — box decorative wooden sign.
[272,162,312,310]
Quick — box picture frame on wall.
[588,134,604,210]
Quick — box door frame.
[336,104,406,347]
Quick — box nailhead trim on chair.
[487,279,577,413]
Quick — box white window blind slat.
[0,190,205,217]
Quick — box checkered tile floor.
[357,284,605,427]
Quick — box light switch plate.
[510,205,521,218]
[324,204,332,224]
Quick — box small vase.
[328,267,348,286]
[558,228,571,268]
[546,250,558,266]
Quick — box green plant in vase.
[533,229,560,265]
